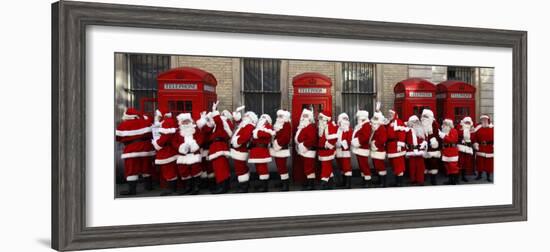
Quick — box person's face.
[389,111,395,119]
[181,119,192,126]
[481,118,489,125]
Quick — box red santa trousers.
[275,157,289,180]
[302,157,316,178]
[408,156,425,184]
[476,157,494,174]
[178,163,202,180]
[357,155,372,179]
[256,163,270,180]
[459,153,474,175]
[390,156,406,176]
[425,157,440,174]
[124,157,147,179]
[373,159,386,175]
[337,157,352,176]
[233,160,249,179]
[211,156,231,184]
[159,161,178,181]
[201,157,214,178]
[320,161,333,181]
[444,161,459,175]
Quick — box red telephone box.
[393,78,437,120]
[436,80,476,125]
[156,67,218,120]
[291,72,332,182]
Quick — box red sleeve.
[374,126,387,150]
[237,125,253,145]
[277,123,292,146]
[444,128,458,144]
[358,124,371,146]
[194,129,204,146]
[156,133,172,147]
[302,126,317,148]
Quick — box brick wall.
[378,64,408,114]
[479,68,495,121]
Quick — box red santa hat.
[244,111,258,125]
[356,110,369,122]
[276,109,291,122]
[388,109,398,119]
[460,116,473,126]
[318,110,332,121]
[371,102,385,124]
[480,114,491,123]
[407,115,420,124]
[176,113,193,124]
[337,113,349,123]
[122,108,140,121]
[159,117,177,134]
[421,109,434,120]
[300,108,315,123]
[442,118,454,128]
[259,114,272,125]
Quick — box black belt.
[443,143,457,148]
[249,143,269,148]
[407,144,421,150]
[480,141,493,145]
[212,137,226,142]
[461,142,473,146]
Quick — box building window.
[127,54,171,114]
[447,66,474,83]
[242,58,281,119]
[341,62,376,124]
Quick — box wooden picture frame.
[51,1,527,251]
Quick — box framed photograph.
[52,1,527,251]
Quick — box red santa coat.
[405,129,426,157]
[270,122,292,158]
[351,121,372,157]
[116,118,155,159]
[295,123,317,158]
[207,111,232,161]
[441,128,459,162]
[424,121,442,158]
[474,124,494,158]
[249,124,276,163]
[457,125,475,155]
[230,123,255,161]
[386,118,407,158]
[152,118,178,165]
[336,127,353,158]
[318,121,338,161]
[174,126,204,165]
[370,125,387,160]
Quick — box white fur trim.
[196,117,207,129]
[344,171,352,176]
[221,118,233,137]
[387,151,406,158]
[121,151,155,159]
[116,126,152,137]
[207,172,215,178]
[270,148,291,158]
[259,174,270,180]
[336,148,351,158]
[208,150,230,161]
[428,169,439,175]
[180,175,192,181]
[155,155,178,165]
[177,153,201,165]
[152,139,162,151]
[326,133,338,140]
[324,141,335,150]
[370,151,386,160]
[272,139,282,151]
[200,171,207,178]
[362,175,372,181]
[280,173,289,180]
[406,150,425,157]
[230,148,249,161]
[126,175,139,181]
[430,137,439,149]
[378,171,387,176]
[441,155,459,162]
[248,157,273,163]
[238,173,250,182]
[458,144,474,154]
[321,177,330,182]
[201,149,209,158]
[351,138,360,148]
[352,147,370,157]
[318,154,335,161]
[397,141,406,148]
[476,152,494,158]
[142,174,151,177]
[306,173,316,179]
[424,151,441,158]
[158,127,177,134]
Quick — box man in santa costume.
[385,109,407,187]
[439,119,460,185]
[207,101,233,194]
[115,108,156,195]
[405,115,427,185]
[196,111,215,191]
[249,114,276,192]
[152,111,179,196]
[174,113,203,195]
[369,104,388,187]
[457,116,475,182]
[317,111,338,190]
[421,109,441,185]
[335,113,353,189]
[473,114,494,182]
[351,110,372,188]
[270,109,292,191]
[230,110,257,193]
[294,108,318,190]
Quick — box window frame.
[240,58,282,118]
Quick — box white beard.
[441,125,451,134]
[371,121,381,131]
[257,119,267,130]
[318,120,328,136]
[338,121,350,132]
[274,118,285,132]
[462,125,471,141]
[298,118,311,129]
[482,122,490,128]
[239,117,252,128]
[422,118,434,135]
[413,125,425,139]
[179,124,195,137]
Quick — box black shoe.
[461,171,469,183]
[257,180,269,192]
[143,176,153,191]
[320,180,330,190]
[430,174,438,185]
[302,178,315,190]
[120,181,137,196]
[336,175,346,188]
[212,179,230,194]
[361,179,369,188]
[487,173,493,182]
[280,180,290,191]
[160,180,177,196]
[394,176,403,187]
[475,172,483,181]
[236,181,249,193]
[379,175,387,188]
[189,177,200,195]
[178,180,193,195]
[208,178,217,193]
[344,176,352,189]
[199,177,208,189]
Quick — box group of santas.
[116,101,293,195]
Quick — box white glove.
[438,131,446,139]
[370,140,378,151]
[212,100,219,112]
[272,140,282,151]
[430,137,439,149]
[397,145,402,152]
[185,136,199,152]
[324,141,334,150]
[335,140,342,148]
[232,111,242,122]
[236,105,245,112]
[420,141,428,150]
[341,140,348,150]
[231,136,240,148]
[397,141,406,152]
[298,142,308,154]
[351,138,360,148]
[473,143,480,151]
[179,142,189,154]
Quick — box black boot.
[430,174,438,185]
[475,172,483,181]
[344,176,352,189]
[236,181,249,193]
[120,181,137,196]
[487,173,493,182]
[320,180,330,190]
[361,178,369,188]
[379,175,387,188]
[199,177,208,189]
[337,175,346,188]
[179,180,192,195]
[160,180,177,196]
[143,176,153,191]
[257,180,269,192]
[303,178,315,190]
[208,178,217,193]
[460,170,468,183]
[280,180,290,191]
[394,176,403,187]
[212,179,230,194]
[189,177,200,195]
